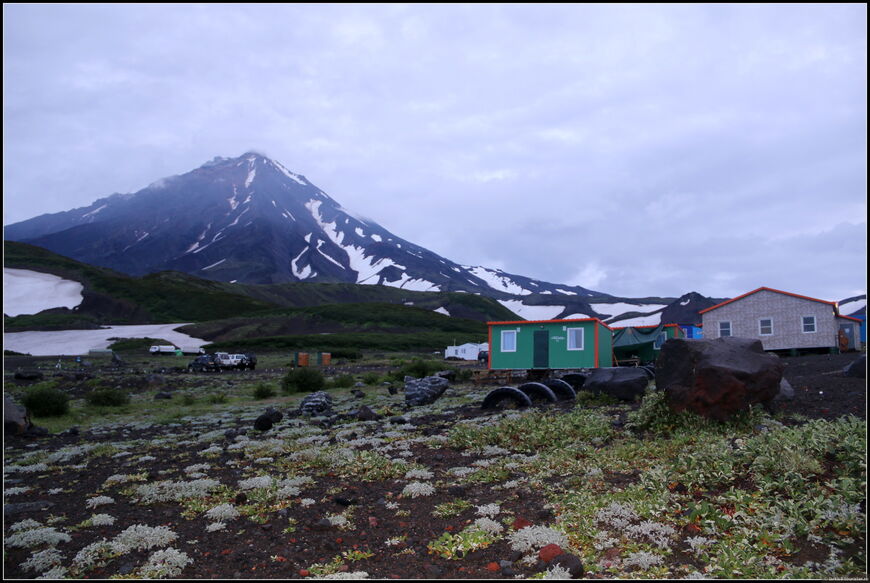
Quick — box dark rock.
[13,370,44,381]
[656,337,784,420]
[234,492,248,505]
[584,367,650,401]
[776,378,795,400]
[843,355,866,378]
[334,497,358,507]
[299,391,333,416]
[355,405,381,421]
[549,553,585,578]
[154,391,173,400]
[387,385,398,395]
[389,415,409,424]
[4,394,30,435]
[434,369,456,382]
[351,389,366,398]
[254,408,282,432]
[312,518,333,531]
[447,485,466,496]
[405,376,449,406]
[4,501,55,516]
[144,374,166,386]
[117,562,136,575]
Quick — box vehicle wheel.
[543,379,576,400]
[517,382,558,405]
[481,386,533,410]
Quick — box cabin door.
[533,330,549,368]
[839,323,856,350]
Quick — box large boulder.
[254,407,283,431]
[299,391,333,416]
[4,394,30,435]
[405,376,449,406]
[583,368,650,401]
[656,337,784,420]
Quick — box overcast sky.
[3,3,867,301]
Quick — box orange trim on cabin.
[487,317,613,330]
[837,315,863,322]
[487,326,492,370]
[594,323,599,367]
[699,287,837,315]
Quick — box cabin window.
[501,330,517,352]
[654,332,667,349]
[566,327,584,350]
[759,318,773,336]
[802,316,816,333]
[719,321,732,337]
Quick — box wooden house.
[699,287,862,353]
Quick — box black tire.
[481,386,533,410]
[517,382,558,404]
[638,365,655,380]
[560,373,589,391]
[543,379,576,401]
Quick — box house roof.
[487,317,612,331]
[698,287,837,315]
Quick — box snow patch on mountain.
[4,323,207,357]
[591,302,668,318]
[497,300,564,321]
[609,313,663,327]
[3,268,84,317]
[434,307,450,316]
[272,159,308,186]
[202,259,226,271]
[467,266,531,296]
[82,204,107,218]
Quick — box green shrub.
[253,382,277,400]
[387,358,443,381]
[179,393,197,406]
[331,374,355,389]
[21,384,70,417]
[282,368,326,394]
[85,387,130,407]
[361,372,382,385]
[208,392,229,404]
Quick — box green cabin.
[487,318,613,370]
[611,323,684,365]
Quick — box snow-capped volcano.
[4,152,602,297]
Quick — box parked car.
[188,354,221,372]
[237,353,257,370]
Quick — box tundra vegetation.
[2,349,865,580]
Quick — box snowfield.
[4,324,208,356]
[3,268,84,317]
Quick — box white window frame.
[719,321,732,337]
[758,317,773,336]
[501,329,517,352]
[566,327,584,351]
[802,315,816,333]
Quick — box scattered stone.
[549,553,585,578]
[389,415,410,425]
[351,389,366,398]
[254,407,283,431]
[387,385,398,395]
[776,378,795,400]
[154,391,173,400]
[355,405,381,421]
[404,376,449,406]
[656,337,784,420]
[4,394,30,435]
[299,392,333,416]
[4,501,55,516]
[584,367,650,401]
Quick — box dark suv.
[239,353,257,370]
[188,354,220,372]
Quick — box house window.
[719,321,732,337]
[566,327,584,350]
[759,318,773,336]
[501,330,517,352]
[802,316,816,333]
[654,332,667,349]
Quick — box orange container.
[297,352,309,367]
[321,352,331,366]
